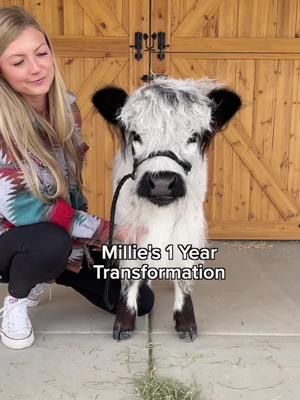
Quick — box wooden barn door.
[150,0,300,239]
[1,1,300,239]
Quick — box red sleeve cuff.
[49,199,76,231]
[3,220,15,229]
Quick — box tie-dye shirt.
[0,93,101,273]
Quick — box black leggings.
[0,223,154,316]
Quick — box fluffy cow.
[92,77,241,341]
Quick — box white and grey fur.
[92,76,241,340]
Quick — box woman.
[0,7,154,350]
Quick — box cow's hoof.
[173,294,197,342]
[112,296,136,341]
[177,324,198,342]
[113,322,133,341]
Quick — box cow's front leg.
[173,280,197,341]
[112,280,140,341]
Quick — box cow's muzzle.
[137,171,185,206]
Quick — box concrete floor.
[0,241,299,400]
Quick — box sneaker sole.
[27,298,40,307]
[1,329,34,349]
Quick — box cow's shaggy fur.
[92,77,241,341]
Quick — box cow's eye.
[187,132,198,144]
[130,131,142,143]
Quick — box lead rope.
[103,171,135,311]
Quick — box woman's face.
[0,27,54,101]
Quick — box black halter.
[132,150,192,177]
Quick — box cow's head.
[92,77,241,207]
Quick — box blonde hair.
[0,6,83,203]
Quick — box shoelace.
[30,283,52,302]
[0,298,31,333]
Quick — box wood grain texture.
[172,0,219,37]
[77,0,127,36]
[171,38,300,53]
[208,222,300,240]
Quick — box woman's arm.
[0,162,101,239]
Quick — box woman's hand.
[87,220,148,250]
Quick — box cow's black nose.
[137,171,186,206]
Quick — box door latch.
[157,32,169,60]
[130,32,169,61]
[130,32,143,60]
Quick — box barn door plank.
[77,0,128,36]
[172,0,219,37]
[288,60,300,204]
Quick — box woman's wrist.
[96,219,110,244]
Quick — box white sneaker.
[27,283,51,307]
[0,296,34,349]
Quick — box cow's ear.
[208,88,241,133]
[92,86,128,125]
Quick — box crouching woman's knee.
[6,223,73,298]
